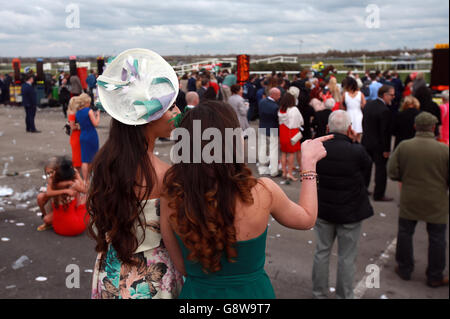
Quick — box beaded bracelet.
[300,171,318,183]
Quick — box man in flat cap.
[388,112,449,288]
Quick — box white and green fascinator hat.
[97,48,179,125]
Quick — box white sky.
[0,0,448,57]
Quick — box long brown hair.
[163,101,258,273]
[87,118,155,265]
[279,92,296,112]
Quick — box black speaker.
[97,57,105,75]
[69,57,77,76]
[430,47,449,90]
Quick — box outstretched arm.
[268,135,333,229]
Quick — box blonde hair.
[328,77,341,102]
[68,96,80,114]
[401,96,420,111]
[77,93,92,109]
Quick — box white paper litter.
[1,237,10,242]
[0,186,13,197]
[12,255,31,270]
[35,276,47,282]
[329,287,336,292]
[308,240,313,244]
[84,269,93,273]
[276,234,281,238]
[5,285,16,289]
[379,213,386,217]
[24,173,30,178]
[362,233,367,237]
[2,163,9,176]
[380,294,389,299]
[15,223,25,226]
[36,212,42,217]
[11,189,36,201]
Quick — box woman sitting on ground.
[37,156,87,235]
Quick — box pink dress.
[440,102,449,145]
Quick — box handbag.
[64,122,71,136]
[290,131,303,145]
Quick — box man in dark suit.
[187,72,197,92]
[244,74,258,121]
[362,85,395,201]
[258,87,281,177]
[197,78,209,101]
[21,74,40,133]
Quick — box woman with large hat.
[87,49,183,299]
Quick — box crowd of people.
[1,51,448,299]
[87,50,448,300]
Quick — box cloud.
[0,0,448,57]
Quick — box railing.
[252,56,298,64]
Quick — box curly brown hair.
[163,101,258,273]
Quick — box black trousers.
[24,105,37,132]
[396,217,447,282]
[364,148,388,199]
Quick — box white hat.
[97,48,179,125]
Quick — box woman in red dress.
[51,157,89,236]
[278,93,304,181]
[68,97,82,172]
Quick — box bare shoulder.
[257,177,276,192]
[253,177,278,206]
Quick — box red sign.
[237,55,250,85]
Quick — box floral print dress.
[91,199,183,299]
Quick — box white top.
[134,198,161,254]
[278,107,304,129]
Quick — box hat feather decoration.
[97,48,179,125]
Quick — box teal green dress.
[176,227,275,299]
